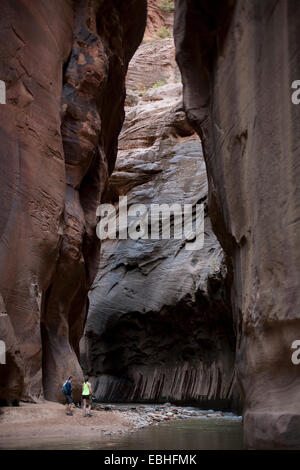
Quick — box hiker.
[62,376,73,416]
[82,377,92,417]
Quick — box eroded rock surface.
[83,29,240,410]
[126,38,181,93]
[0,0,146,404]
[174,0,300,448]
[144,0,174,42]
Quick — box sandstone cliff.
[144,0,174,42]
[83,19,240,410]
[0,0,146,404]
[174,0,300,449]
[1,0,298,451]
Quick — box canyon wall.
[144,0,174,42]
[2,0,298,450]
[174,0,300,449]
[83,17,240,410]
[0,0,146,404]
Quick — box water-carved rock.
[174,0,300,449]
[0,0,146,404]
[83,29,240,410]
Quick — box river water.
[100,416,244,451]
[1,412,244,450]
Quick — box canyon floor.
[0,401,238,449]
[0,401,141,445]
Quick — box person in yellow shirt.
[82,377,92,417]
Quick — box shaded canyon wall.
[174,0,300,449]
[0,0,146,404]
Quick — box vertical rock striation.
[174,0,300,448]
[0,0,146,404]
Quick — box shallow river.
[101,417,244,451]
[1,412,244,450]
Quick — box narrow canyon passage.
[81,10,240,412]
[0,0,299,451]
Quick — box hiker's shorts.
[82,395,91,401]
[65,395,72,404]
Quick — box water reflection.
[0,416,244,450]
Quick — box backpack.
[62,381,69,395]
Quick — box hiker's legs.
[65,398,69,413]
[83,398,87,416]
[66,395,73,415]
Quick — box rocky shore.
[94,403,241,434]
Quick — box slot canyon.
[0,0,299,450]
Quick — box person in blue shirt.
[62,376,73,416]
